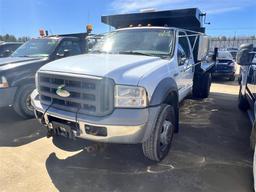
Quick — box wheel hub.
[160,120,173,145]
[26,95,34,111]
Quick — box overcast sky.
[0,0,255,37]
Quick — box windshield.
[91,28,174,58]
[11,38,59,57]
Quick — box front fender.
[11,76,35,87]
[149,77,178,106]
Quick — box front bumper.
[31,90,160,144]
[0,87,17,107]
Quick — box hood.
[0,57,44,66]
[40,54,168,85]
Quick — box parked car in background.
[0,29,95,118]
[237,44,256,191]
[227,47,238,60]
[212,50,236,81]
[0,42,23,57]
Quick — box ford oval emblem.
[56,84,70,98]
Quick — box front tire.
[142,104,176,162]
[13,84,35,118]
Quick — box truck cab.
[0,30,94,118]
[31,8,216,161]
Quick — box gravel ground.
[0,80,254,192]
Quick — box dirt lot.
[0,81,254,192]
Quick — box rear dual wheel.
[192,73,212,99]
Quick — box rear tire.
[13,84,35,118]
[238,85,249,111]
[142,104,176,162]
[192,73,211,99]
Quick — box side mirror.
[63,49,70,57]
[3,49,11,57]
[236,43,255,66]
[180,57,187,65]
[205,48,218,63]
[56,49,70,58]
[197,35,210,61]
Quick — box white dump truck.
[31,8,217,161]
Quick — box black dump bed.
[102,8,205,32]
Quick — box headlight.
[115,85,148,108]
[0,76,9,88]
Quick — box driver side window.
[56,40,81,57]
[178,31,191,66]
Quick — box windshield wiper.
[118,51,153,56]
[90,50,108,54]
[14,55,32,58]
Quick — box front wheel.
[13,84,35,118]
[142,104,176,162]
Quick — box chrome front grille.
[38,72,114,116]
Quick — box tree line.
[211,35,256,41]
[0,34,30,42]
